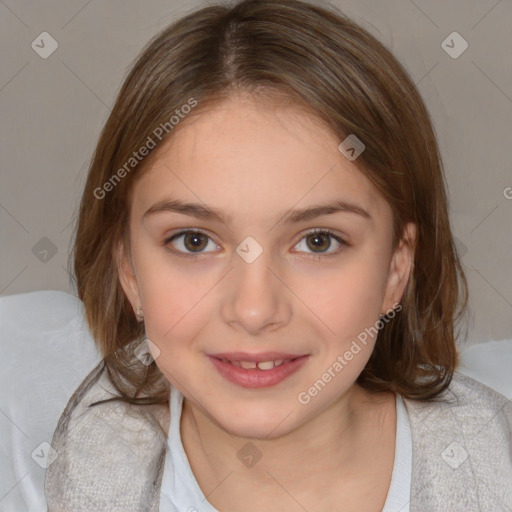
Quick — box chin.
[222,420,291,440]
[210,401,301,440]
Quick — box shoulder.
[402,372,512,511]
[403,371,512,453]
[449,370,512,408]
[44,359,170,511]
[404,371,512,429]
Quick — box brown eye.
[183,232,209,252]
[306,232,332,252]
[164,230,218,256]
[294,229,346,257]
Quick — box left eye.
[163,229,346,257]
[293,229,346,256]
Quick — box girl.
[45,0,512,511]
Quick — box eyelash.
[163,228,348,260]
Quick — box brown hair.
[73,0,469,406]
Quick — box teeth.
[240,360,257,369]
[257,360,275,370]
[224,358,293,370]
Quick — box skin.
[117,92,416,511]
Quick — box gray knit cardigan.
[45,360,512,511]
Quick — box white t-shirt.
[159,387,412,512]
[382,394,412,512]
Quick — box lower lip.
[207,355,310,388]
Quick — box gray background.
[1,0,511,346]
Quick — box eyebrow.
[142,198,372,224]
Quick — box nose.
[220,250,292,336]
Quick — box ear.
[114,237,142,316]
[381,222,416,315]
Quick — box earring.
[136,306,144,320]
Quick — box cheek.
[140,268,210,387]
[142,280,208,351]
[300,253,387,341]
[132,244,210,347]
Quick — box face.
[117,93,415,439]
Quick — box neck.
[180,384,396,509]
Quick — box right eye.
[163,230,219,258]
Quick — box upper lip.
[209,352,307,362]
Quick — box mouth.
[207,352,310,388]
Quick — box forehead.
[130,94,385,225]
